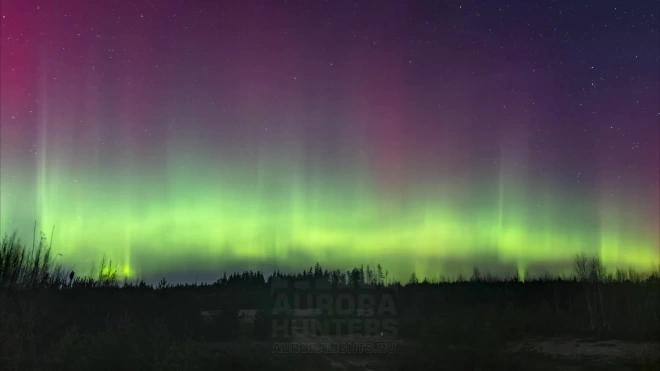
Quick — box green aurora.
[1,145,657,281]
[1,0,658,282]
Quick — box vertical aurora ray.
[0,0,658,282]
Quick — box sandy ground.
[209,336,659,371]
[510,337,659,360]
[202,309,659,370]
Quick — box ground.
[200,310,659,370]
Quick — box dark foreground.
[1,235,658,370]
[195,337,658,371]
[1,278,658,371]
[3,327,658,371]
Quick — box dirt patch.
[511,337,659,361]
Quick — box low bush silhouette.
[1,230,658,370]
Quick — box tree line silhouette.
[0,230,658,370]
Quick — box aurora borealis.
[0,0,658,282]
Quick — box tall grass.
[0,230,67,290]
[0,229,658,370]
[0,227,130,291]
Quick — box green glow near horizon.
[0,0,658,285]
[0,148,657,282]
[0,93,657,282]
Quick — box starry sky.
[1,0,658,282]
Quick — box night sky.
[1,0,658,282]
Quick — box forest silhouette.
[1,230,658,370]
